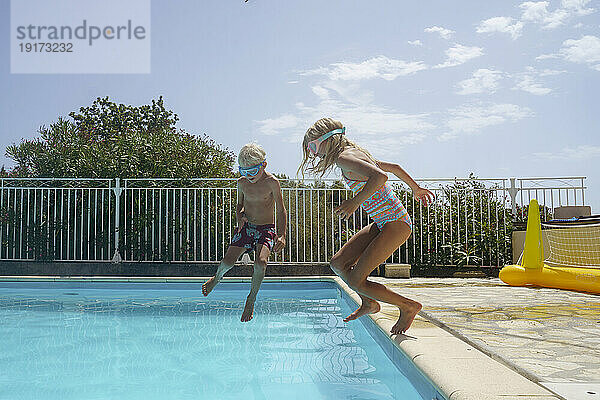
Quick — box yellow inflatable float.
[499,199,600,294]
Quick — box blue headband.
[321,127,345,141]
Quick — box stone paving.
[372,277,600,385]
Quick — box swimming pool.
[0,279,445,400]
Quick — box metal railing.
[0,176,587,267]
[0,178,115,262]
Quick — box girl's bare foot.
[202,277,219,296]
[241,299,255,322]
[343,299,381,322]
[391,302,422,335]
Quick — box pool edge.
[332,277,562,400]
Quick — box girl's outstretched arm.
[377,160,435,205]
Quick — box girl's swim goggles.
[238,161,266,177]
[306,127,345,155]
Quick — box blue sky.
[1,0,599,211]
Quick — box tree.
[5,96,235,179]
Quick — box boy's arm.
[270,178,287,252]
[377,160,435,205]
[236,180,248,231]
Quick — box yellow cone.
[522,199,543,270]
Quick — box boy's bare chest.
[241,183,272,202]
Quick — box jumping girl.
[298,118,434,334]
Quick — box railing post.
[508,178,519,218]
[0,178,3,259]
[112,178,123,263]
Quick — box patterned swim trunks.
[230,222,278,254]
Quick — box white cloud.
[434,44,484,69]
[408,40,423,46]
[350,135,428,157]
[536,53,560,60]
[514,76,552,95]
[256,81,435,156]
[538,68,567,76]
[276,56,437,151]
[477,17,523,39]
[300,56,427,81]
[319,81,374,105]
[256,114,301,136]
[533,145,600,160]
[513,67,553,95]
[478,0,595,39]
[559,35,600,69]
[541,35,600,70]
[520,1,550,22]
[425,26,455,39]
[311,86,330,100]
[456,69,503,95]
[440,103,534,140]
[520,1,569,29]
[294,99,435,140]
[519,0,595,29]
[561,0,595,16]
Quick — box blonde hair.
[238,143,266,167]
[297,118,376,178]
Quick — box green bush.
[4,96,235,179]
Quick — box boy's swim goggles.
[306,127,345,155]
[239,161,266,177]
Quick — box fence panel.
[0,176,587,267]
[0,178,114,261]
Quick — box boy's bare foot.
[391,302,422,335]
[343,299,381,322]
[202,277,219,296]
[241,299,255,322]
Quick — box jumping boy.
[202,143,287,322]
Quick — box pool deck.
[368,277,600,400]
[2,275,598,400]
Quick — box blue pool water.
[0,281,441,400]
